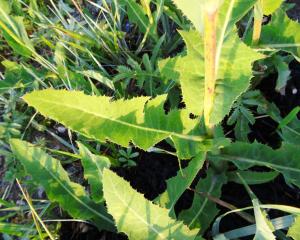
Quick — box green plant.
[2,0,300,239]
[118,147,139,168]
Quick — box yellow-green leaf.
[10,139,114,230]
[103,168,199,240]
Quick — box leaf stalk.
[252,0,263,45]
[204,10,218,133]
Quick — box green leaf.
[179,170,227,234]
[10,139,114,230]
[103,168,199,240]
[159,31,263,124]
[171,0,204,33]
[0,60,35,94]
[172,0,256,34]
[23,89,208,159]
[78,142,111,203]
[227,170,279,185]
[234,115,251,142]
[253,199,275,240]
[288,216,300,240]
[119,0,156,39]
[272,55,291,92]
[281,118,300,145]
[0,1,34,57]
[155,152,206,217]
[262,0,284,15]
[215,142,300,188]
[278,107,300,130]
[79,70,115,90]
[259,9,300,61]
[237,174,275,240]
[0,222,34,237]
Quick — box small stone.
[57,126,67,133]
[292,88,298,95]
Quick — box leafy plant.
[118,147,139,168]
[2,0,300,239]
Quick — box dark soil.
[287,0,300,21]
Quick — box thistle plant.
[4,0,300,239]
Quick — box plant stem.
[204,10,218,133]
[252,0,263,45]
[189,187,255,223]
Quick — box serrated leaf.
[288,216,300,240]
[215,142,300,188]
[103,168,199,240]
[159,31,263,124]
[171,0,204,33]
[78,142,111,203]
[23,89,208,159]
[262,0,284,15]
[155,152,206,217]
[10,139,114,230]
[179,170,227,234]
[172,0,256,35]
[259,9,300,61]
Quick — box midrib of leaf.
[214,155,300,173]
[32,97,204,142]
[188,176,217,227]
[45,163,114,224]
[107,174,166,239]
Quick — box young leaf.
[78,142,111,203]
[214,142,300,188]
[23,89,208,159]
[155,152,206,217]
[179,170,227,234]
[10,139,114,230]
[102,168,199,240]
